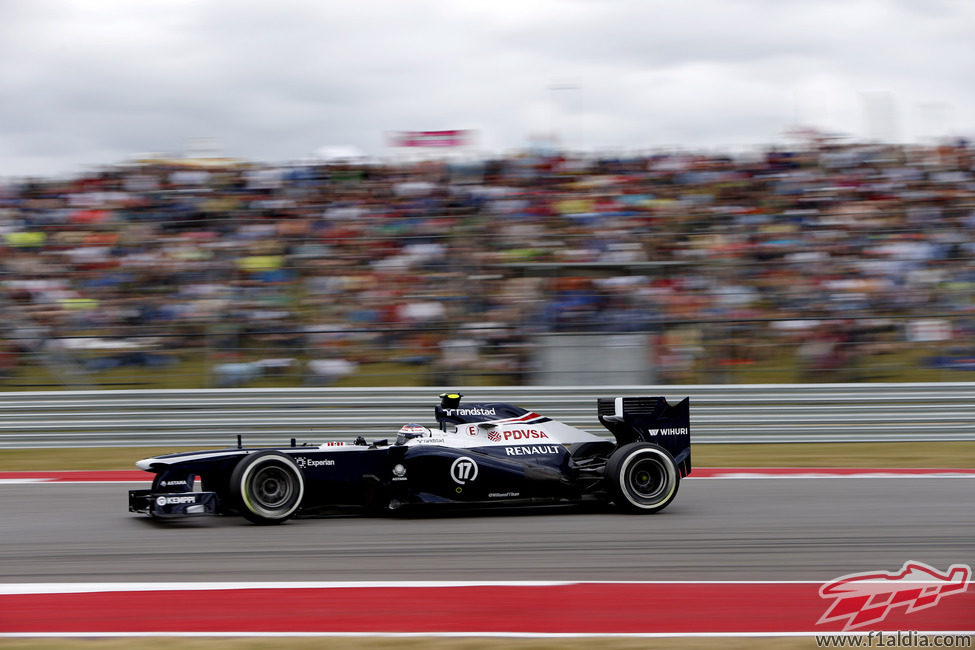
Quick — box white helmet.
[396,423,432,445]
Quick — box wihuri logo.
[818,561,971,630]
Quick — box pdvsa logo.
[501,428,548,441]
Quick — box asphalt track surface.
[2,478,973,583]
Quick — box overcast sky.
[1,0,972,178]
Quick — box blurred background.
[2,1,974,390]
[2,135,974,389]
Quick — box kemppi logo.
[817,561,971,630]
[156,495,196,506]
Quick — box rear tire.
[605,442,680,513]
[230,451,305,524]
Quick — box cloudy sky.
[1,0,972,177]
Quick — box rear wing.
[597,397,691,477]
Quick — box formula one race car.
[129,393,692,524]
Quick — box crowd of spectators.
[1,136,973,387]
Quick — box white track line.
[2,631,974,639]
[0,578,946,595]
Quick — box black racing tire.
[230,451,305,525]
[605,442,680,514]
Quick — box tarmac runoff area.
[0,471,973,638]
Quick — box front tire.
[605,443,680,513]
[230,451,305,524]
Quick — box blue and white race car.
[129,393,692,524]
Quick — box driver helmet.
[396,423,432,445]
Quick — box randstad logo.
[445,407,496,416]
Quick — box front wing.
[129,489,220,518]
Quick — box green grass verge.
[693,441,975,468]
[2,442,973,471]
[0,359,514,390]
[3,342,975,391]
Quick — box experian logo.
[295,457,336,468]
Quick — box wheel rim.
[248,465,294,509]
[626,456,668,501]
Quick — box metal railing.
[1,383,974,449]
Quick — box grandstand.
[0,138,973,389]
